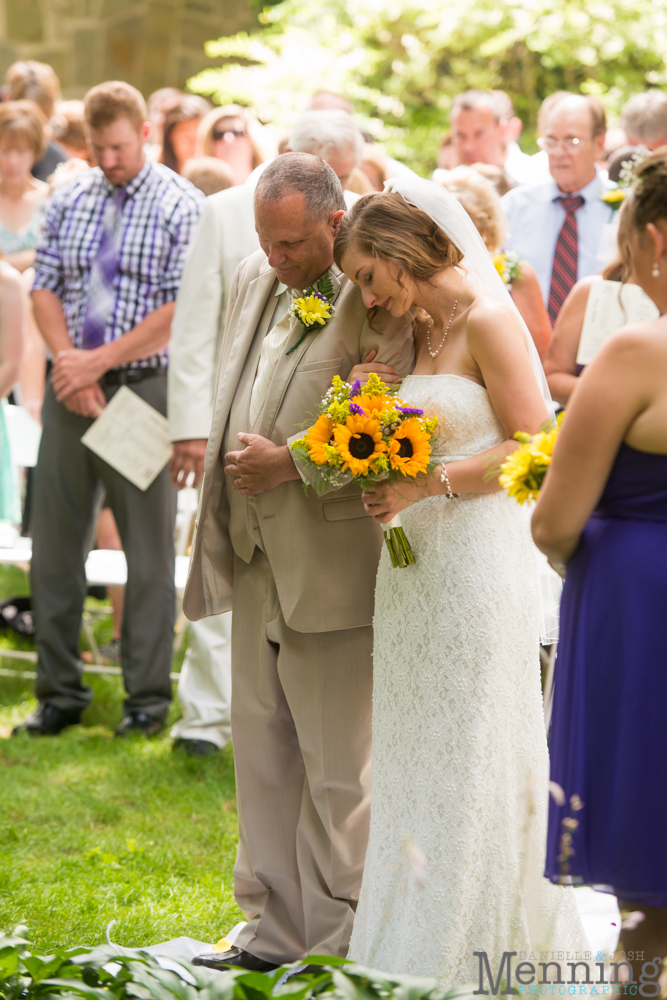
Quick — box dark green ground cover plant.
[0,927,476,1000]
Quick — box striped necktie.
[547,195,585,325]
[81,186,128,350]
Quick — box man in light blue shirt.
[502,93,617,316]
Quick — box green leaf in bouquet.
[316,272,334,301]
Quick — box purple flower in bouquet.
[349,380,362,397]
[349,402,366,416]
[398,406,424,417]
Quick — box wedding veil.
[384,175,554,413]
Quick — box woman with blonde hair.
[533,148,667,984]
[196,104,265,185]
[0,101,48,423]
[334,178,588,983]
[438,166,553,358]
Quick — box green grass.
[0,567,242,954]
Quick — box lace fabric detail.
[348,375,588,984]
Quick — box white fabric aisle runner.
[142,890,620,968]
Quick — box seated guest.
[436,129,459,171]
[197,104,265,185]
[621,90,667,151]
[0,101,49,424]
[4,61,67,181]
[51,101,91,163]
[532,149,667,983]
[439,166,552,357]
[146,87,182,160]
[502,92,616,325]
[160,95,210,175]
[182,156,234,196]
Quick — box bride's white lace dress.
[348,374,588,983]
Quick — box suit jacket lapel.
[206,262,278,464]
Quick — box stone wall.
[0,0,254,99]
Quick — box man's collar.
[273,262,341,297]
[102,157,152,198]
[550,167,601,204]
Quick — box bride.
[333,178,589,984]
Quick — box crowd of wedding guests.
[0,62,660,756]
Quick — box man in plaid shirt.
[14,81,203,738]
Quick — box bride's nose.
[361,287,377,309]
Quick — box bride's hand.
[362,480,428,523]
[348,350,402,387]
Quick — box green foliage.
[0,928,478,1000]
[188,0,667,175]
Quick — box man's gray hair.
[621,91,667,145]
[451,90,512,125]
[289,110,363,166]
[255,152,346,218]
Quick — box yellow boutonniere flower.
[601,188,626,211]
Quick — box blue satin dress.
[545,442,667,906]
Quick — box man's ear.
[331,208,345,236]
[141,120,151,144]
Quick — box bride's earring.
[652,261,661,278]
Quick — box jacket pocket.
[295,357,343,374]
[322,496,368,521]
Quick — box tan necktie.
[248,291,293,429]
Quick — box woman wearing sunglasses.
[197,105,266,185]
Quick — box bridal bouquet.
[290,373,438,567]
[499,416,562,504]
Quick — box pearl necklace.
[426,273,464,359]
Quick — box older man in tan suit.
[184,153,413,972]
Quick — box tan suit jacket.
[183,248,414,633]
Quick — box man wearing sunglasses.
[501,92,617,324]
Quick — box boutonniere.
[286,271,335,356]
[601,188,626,212]
[493,249,522,290]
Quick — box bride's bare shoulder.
[465,291,524,343]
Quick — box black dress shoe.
[12,702,81,736]
[115,712,163,737]
[176,738,219,758]
[192,947,279,973]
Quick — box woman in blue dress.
[532,149,667,977]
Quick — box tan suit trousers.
[231,548,373,963]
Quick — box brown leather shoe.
[192,947,279,973]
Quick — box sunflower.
[388,418,431,476]
[499,444,551,504]
[305,414,335,465]
[334,414,387,475]
[354,392,393,416]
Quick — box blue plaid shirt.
[33,158,204,369]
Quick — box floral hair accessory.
[286,271,335,356]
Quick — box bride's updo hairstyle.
[333,191,464,283]
[625,149,667,234]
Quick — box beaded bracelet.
[439,464,458,499]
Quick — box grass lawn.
[0,566,243,954]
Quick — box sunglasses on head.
[212,128,247,142]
